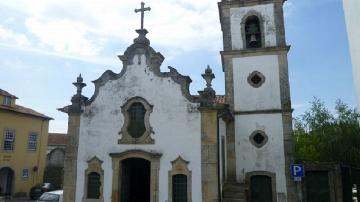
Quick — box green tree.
[293,98,360,168]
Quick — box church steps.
[222,182,247,202]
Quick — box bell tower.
[218,0,297,201]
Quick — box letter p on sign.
[291,164,305,178]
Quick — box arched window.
[87,172,101,199]
[127,102,146,138]
[172,174,188,202]
[245,16,262,48]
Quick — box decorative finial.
[77,74,83,83]
[198,65,216,107]
[71,74,88,112]
[73,74,86,96]
[202,65,215,91]
[135,2,151,30]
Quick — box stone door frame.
[109,150,162,202]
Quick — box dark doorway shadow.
[0,167,14,197]
[121,158,150,202]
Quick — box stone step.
[223,198,246,202]
[222,182,247,202]
[223,183,246,192]
[223,191,245,199]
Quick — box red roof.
[0,88,52,120]
[48,133,68,145]
[0,104,53,120]
[215,95,226,104]
[0,89,18,99]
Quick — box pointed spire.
[198,65,216,107]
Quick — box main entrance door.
[120,158,150,202]
[0,167,14,196]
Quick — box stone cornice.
[219,0,286,9]
[233,108,293,115]
[221,46,290,58]
[109,149,162,159]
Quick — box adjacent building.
[44,133,67,187]
[0,89,52,197]
[343,0,360,110]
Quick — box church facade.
[60,0,297,201]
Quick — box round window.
[247,71,265,88]
[249,130,268,148]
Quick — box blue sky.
[0,0,356,133]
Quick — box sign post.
[291,164,305,201]
[291,164,305,181]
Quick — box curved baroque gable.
[86,30,197,105]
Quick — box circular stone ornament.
[247,71,265,88]
[249,130,268,148]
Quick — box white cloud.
[25,18,104,56]
[0,25,31,46]
[0,0,222,57]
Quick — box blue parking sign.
[291,164,305,178]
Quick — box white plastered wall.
[230,3,277,50]
[234,113,287,194]
[232,55,282,111]
[74,54,202,202]
[343,0,360,111]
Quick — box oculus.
[247,71,265,88]
[249,130,268,148]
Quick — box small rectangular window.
[22,169,29,179]
[2,96,11,106]
[28,133,38,151]
[3,130,15,151]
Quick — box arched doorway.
[120,158,150,202]
[0,167,14,196]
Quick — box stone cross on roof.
[135,2,151,30]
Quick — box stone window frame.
[3,96,11,106]
[168,156,192,202]
[22,168,29,179]
[27,132,38,151]
[247,71,266,88]
[245,171,277,202]
[3,129,15,151]
[249,130,268,148]
[119,97,154,144]
[241,10,266,50]
[109,150,162,202]
[83,156,104,202]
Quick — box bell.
[249,34,258,47]
[250,34,257,43]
